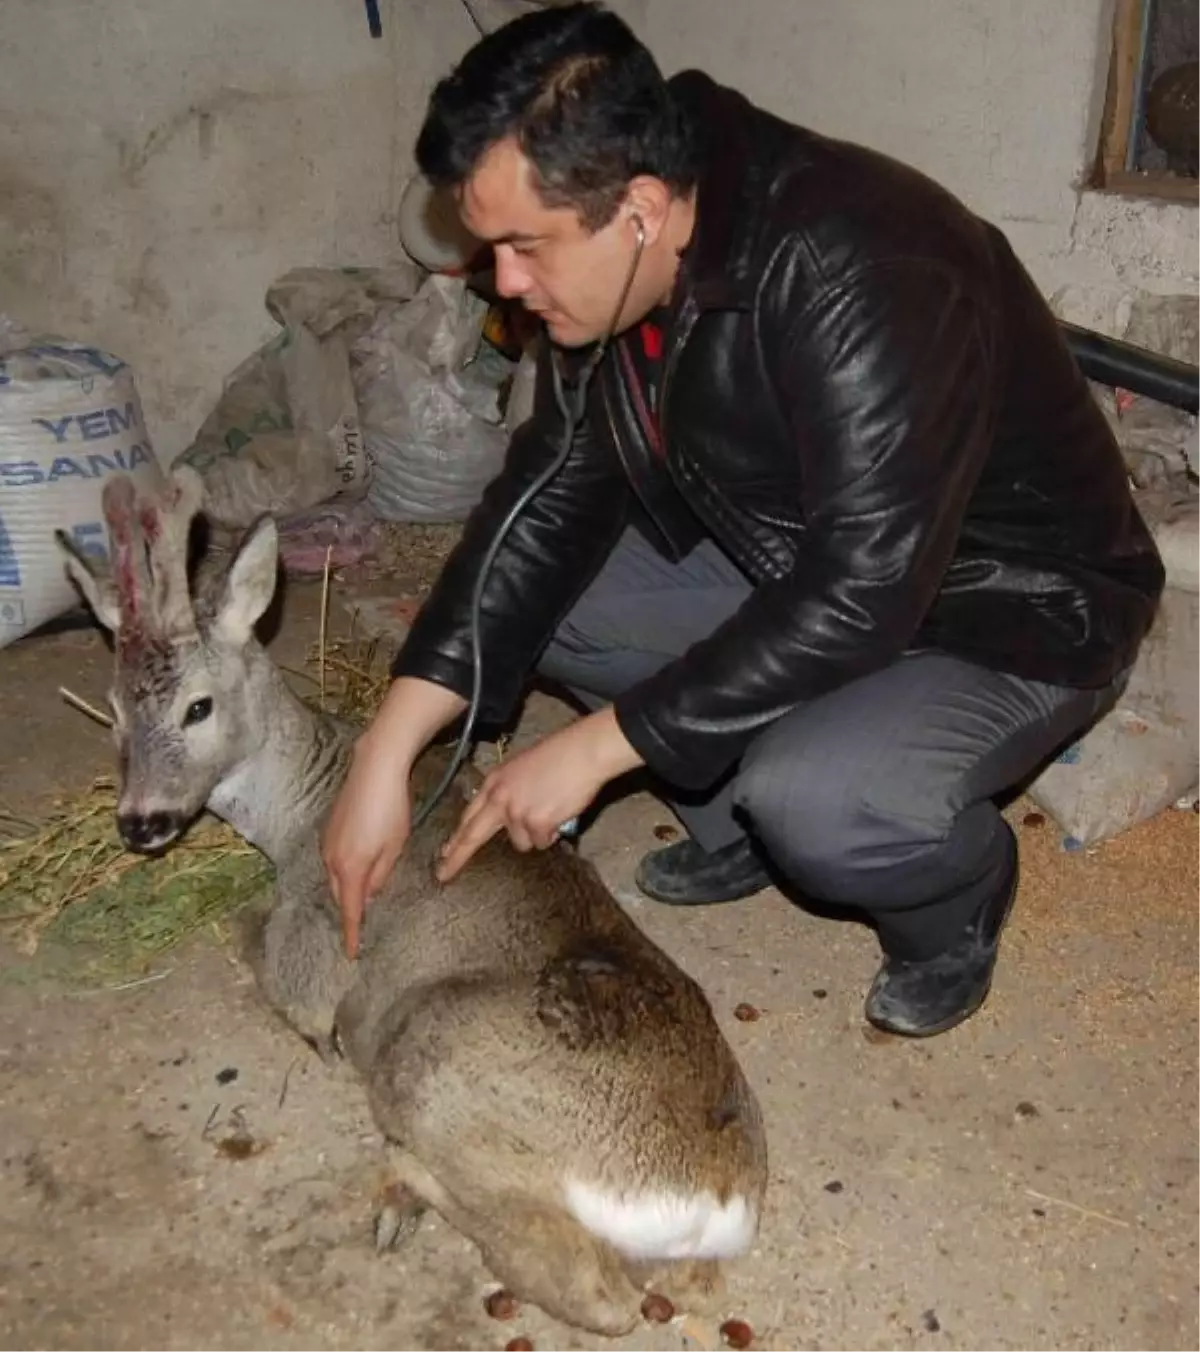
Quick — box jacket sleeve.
[391,336,630,721]
[613,259,996,788]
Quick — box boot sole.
[865,828,1020,1037]
[865,977,993,1038]
[633,871,772,907]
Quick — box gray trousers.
[538,528,1116,958]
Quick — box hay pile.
[1,784,268,984]
[299,619,393,725]
[0,781,269,977]
[0,616,394,982]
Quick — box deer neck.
[205,647,353,864]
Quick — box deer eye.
[183,696,213,727]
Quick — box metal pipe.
[1060,321,1199,415]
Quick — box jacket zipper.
[603,352,671,542]
[606,304,760,568]
[616,339,663,456]
[658,296,697,442]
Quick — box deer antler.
[101,467,205,643]
[101,475,151,640]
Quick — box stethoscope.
[412,214,649,831]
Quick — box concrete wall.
[1,0,1195,463]
[612,0,1198,333]
[0,0,479,462]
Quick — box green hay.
[53,829,272,979]
[0,779,270,982]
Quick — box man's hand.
[323,742,412,960]
[322,677,466,957]
[436,707,643,882]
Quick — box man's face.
[458,137,651,348]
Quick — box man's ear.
[55,529,120,632]
[211,514,280,645]
[622,175,674,246]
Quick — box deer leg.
[471,1198,644,1336]
[629,1256,727,1317]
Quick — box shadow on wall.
[0,0,481,463]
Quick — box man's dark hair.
[415,2,697,230]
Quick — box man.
[323,3,1164,1036]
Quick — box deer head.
[57,466,280,853]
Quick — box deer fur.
[57,466,768,1335]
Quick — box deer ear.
[56,529,121,632]
[212,514,279,645]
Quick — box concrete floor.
[0,581,1196,1352]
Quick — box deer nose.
[117,810,184,853]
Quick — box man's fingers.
[460,780,492,822]
[365,853,394,903]
[437,823,498,881]
[529,821,561,850]
[324,840,359,959]
[437,802,504,882]
[340,885,362,960]
[508,823,535,853]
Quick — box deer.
[57,465,768,1336]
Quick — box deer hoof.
[374,1183,427,1253]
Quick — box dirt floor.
[0,553,1197,1352]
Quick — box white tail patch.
[563,1179,756,1260]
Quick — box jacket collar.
[668,71,767,313]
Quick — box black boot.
[865,824,1019,1037]
[635,836,772,906]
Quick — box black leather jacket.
[393,71,1165,790]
